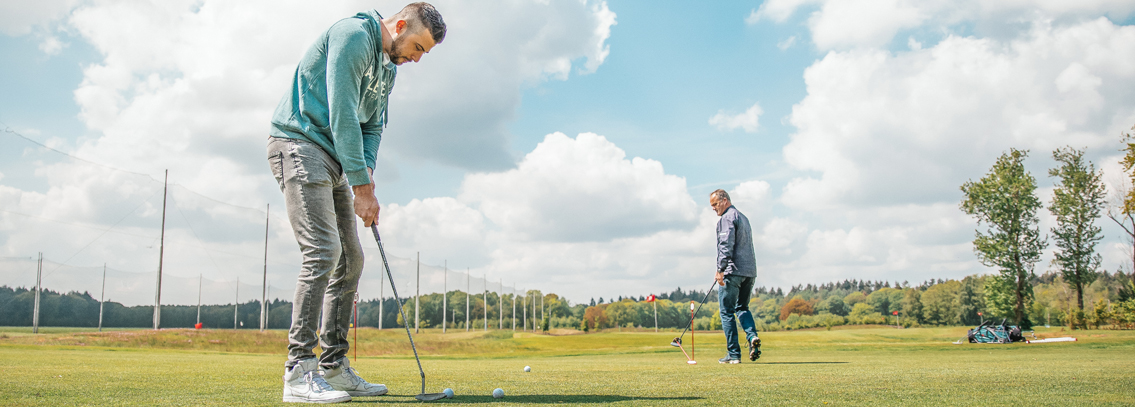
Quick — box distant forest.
[5,269,1133,331]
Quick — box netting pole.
[442,260,447,333]
[153,169,168,330]
[196,274,202,326]
[512,283,516,331]
[415,252,419,334]
[465,268,470,332]
[483,272,487,331]
[261,203,269,332]
[499,278,503,330]
[33,252,41,334]
[99,264,106,332]
[234,277,239,330]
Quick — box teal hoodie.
[269,10,397,187]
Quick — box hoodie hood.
[354,10,389,66]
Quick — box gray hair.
[394,2,447,44]
[710,189,730,202]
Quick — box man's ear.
[395,20,407,34]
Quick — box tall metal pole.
[499,278,503,330]
[442,260,447,333]
[33,252,42,334]
[415,252,419,334]
[523,290,527,332]
[99,264,106,332]
[233,277,239,330]
[483,272,487,331]
[261,204,269,332]
[653,300,658,332]
[196,274,202,325]
[153,169,168,330]
[512,283,516,331]
[465,268,470,332]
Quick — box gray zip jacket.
[717,205,757,277]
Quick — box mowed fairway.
[1,327,1132,406]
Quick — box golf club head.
[670,337,682,347]
[416,393,448,401]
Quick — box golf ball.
[443,388,454,399]
[492,388,504,399]
[523,365,531,372]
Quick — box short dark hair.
[710,189,730,202]
[394,2,446,44]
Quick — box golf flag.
[892,311,898,316]
[646,294,656,302]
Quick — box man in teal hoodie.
[266,3,445,403]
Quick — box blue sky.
[2,0,1135,305]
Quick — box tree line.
[959,131,1135,328]
[8,269,1132,331]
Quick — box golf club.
[371,225,448,402]
[670,280,718,348]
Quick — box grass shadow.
[354,395,704,404]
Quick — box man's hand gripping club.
[353,170,380,227]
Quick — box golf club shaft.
[675,280,718,342]
[371,225,427,395]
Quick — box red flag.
[892,311,898,316]
[646,294,656,302]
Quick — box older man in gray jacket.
[710,189,761,363]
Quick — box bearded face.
[388,24,436,66]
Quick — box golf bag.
[967,319,1024,344]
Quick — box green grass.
[1,327,1133,405]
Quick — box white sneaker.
[283,358,352,403]
[321,357,388,397]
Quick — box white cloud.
[708,103,763,133]
[38,35,65,55]
[727,180,771,213]
[809,0,925,49]
[0,0,79,36]
[749,0,816,24]
[0,0,622,304]
[750,0,1135,50]
[777,36,797,50]
[782,18,1135,213]
[61,0,618,212]
[460,132,698,242]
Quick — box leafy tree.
[866,288,903,315]
[921,280,961,326]
[960,149,1046,327]
[815,296,849,316]
[843,292,866,307]
[1109,124,1135,273]
[901,289,923,324]
[1048,147,1106,311]
[956,275,986,325]
[779,298,813,321]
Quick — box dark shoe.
[749,337,762,361]
[718,356,740,364]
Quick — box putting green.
[1,327,1132,405]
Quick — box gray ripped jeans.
[268,136,362,369]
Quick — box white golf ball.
[492,388,504,399]
[443,388,454,399]
[523,365,531,372]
